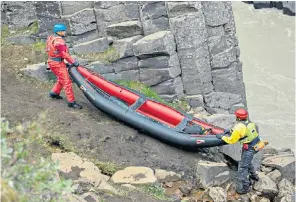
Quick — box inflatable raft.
[69,66,227,149]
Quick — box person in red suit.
[46,24,82,109]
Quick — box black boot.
[67,101,82,109]
[250,174,259,181]
[236,186,251,195]
[49,92,63,99]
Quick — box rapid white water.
[232,2,295,150]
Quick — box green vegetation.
[95,161,122,176]
[44,133,76,153]
[1,21,39,44]
[1,118,73,202]
[76,46,120,63]
[32,39,46,52]
[115,80,190,112]
[139,184,170,200]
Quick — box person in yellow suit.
[216,108,260,195]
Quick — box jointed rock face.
[2,1,247,113]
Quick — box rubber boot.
[49,92,63,99]
[67,101,82,109]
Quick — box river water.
[232,2,295,150]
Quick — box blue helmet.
[53,24,67,33]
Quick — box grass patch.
[1,21,39,44]
[95,161,122,176]
[44,133,76,153]
[139,184,170,200]
[32,39,46,52]
[76,46,120,63]
[115,80,190,112]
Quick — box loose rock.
[208,187,227,202]
[196,160,230,188]
[154,169,182,183]
[253,172,278,198]
[266,170,282,184]
[111,167,157,184]
[262,153,295,184]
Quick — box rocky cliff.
[1,1,247,114]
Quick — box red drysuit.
[46,35,75,103]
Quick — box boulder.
[64,9,97,35]
[185,95,204,108]
[113,57,139,73]
[196,160,230,188]
[205,114,236,129]
[251,195,271,202]
[266,170,282,184]
[204,92,242,110]
[262,153,295,183]
[21,63,50,82]
[166,2,201,18]
[141,2,169,35]
[61,2,94,15]
[211,47,239,69]
[111,167,157,184]
[113,35,143,59]
[51,152,117,194]
[277,148,294,155]
[262,146,278,158]
[208,187,227,202]
[151,76,184,100]
[201,1,228,26]
[86,61,114,74]
[261,165,273,174]
[6,35,35,45]
[133,31,176,58]
[139,54,181,86]
[154,169,182,182]
[4,2,36,29]
[106,21,142,39]
[169,13,207,50]
[73,37,109,54]
[219,143,242,162]
[277,179,294,198]
[253,172,278,198]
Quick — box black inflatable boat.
[69,66,227,149]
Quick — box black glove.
[66,63,72,69]
[72,61,79,67]
[216,134,224,139]
[223,129,231,135]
